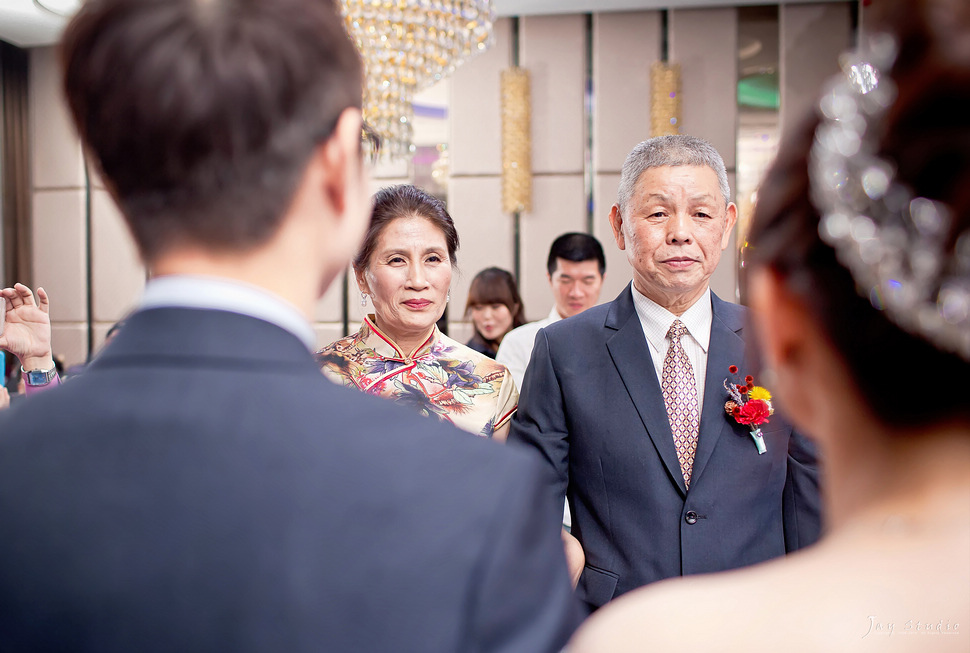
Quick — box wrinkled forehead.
[629,164,727,208]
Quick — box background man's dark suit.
[0,307,580,652]
[510,285,820,610]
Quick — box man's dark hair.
[60,0,363,262]
[546,232,606,276]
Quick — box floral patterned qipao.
[317,316,518,438]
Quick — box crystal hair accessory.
[810,33,970,361]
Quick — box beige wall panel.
[518,175,585,322]
[91,321,119,358]
[521,14,586,175]
[446,176,514,319]
[312,323,347,353]
[314,268,346,324]
[447,321,473,345]
[91,189,144,323]
[29,47,84,190]
[370,159,409,181]
[780,2,852,140]
[592,173,633,304]
[450,17,511,177]
[669,8,738,170]
[32,189,86,322]
[592,11,661,172]
[50,323,88,368]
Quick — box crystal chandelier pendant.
[341,0,494,160]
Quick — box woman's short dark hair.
[353,185,460,272]
[744,0,970,429]
[60,0,362,262]
[465,267,526,330]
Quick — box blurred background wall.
[0,0,858,366]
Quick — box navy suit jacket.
[0,307,580,652]
[509,285,821,609]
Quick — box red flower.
[745,375,754,384]
[737,384,748,394]
[735,399,771,425]
[728,365,738,374]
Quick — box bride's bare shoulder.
[569,539,969,653]
[569,556,810,652]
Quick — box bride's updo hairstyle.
[744,0,970,429]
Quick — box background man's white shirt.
[496,306,562,390]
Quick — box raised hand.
[0,284,54,371]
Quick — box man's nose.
[666,211,693,243]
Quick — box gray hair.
[616,135,732,212]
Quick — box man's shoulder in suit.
[0,310,581,652]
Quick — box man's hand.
[0,284,54,371]
[562,528,585,588]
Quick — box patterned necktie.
[661,319,700,488]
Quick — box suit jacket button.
[685,510,698,525]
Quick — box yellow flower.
[749,386,772,402]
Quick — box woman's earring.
[360,292,368,307]
[446,290,451,303]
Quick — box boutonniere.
[723,365,773,454]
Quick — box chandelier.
[341,0,494,160]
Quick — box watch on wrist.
[22,365,57,386]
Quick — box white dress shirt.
[630,286,713,416]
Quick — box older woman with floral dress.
[317,184,518,440]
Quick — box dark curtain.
[1,40,31,289]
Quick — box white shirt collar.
[547,306,563,323]
[630,285,713,355]
[139,275,317,350]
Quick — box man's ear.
[721,203,738,250]
[318,108,364,217]
[609,204,626,251]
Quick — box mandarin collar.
[361,315,439,362]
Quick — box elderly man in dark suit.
[509,135,821,613]
[0,1,580,650]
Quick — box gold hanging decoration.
[501,67,532,214]
[650,62,681,137]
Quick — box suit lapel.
[690,294,747,486]
[605,285,688,496]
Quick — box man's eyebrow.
[689,193,719,203]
